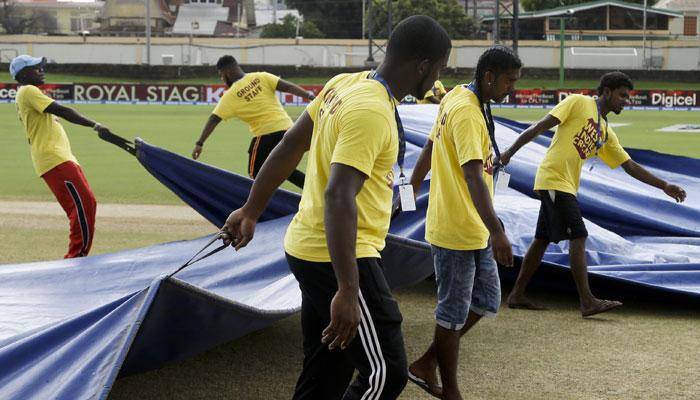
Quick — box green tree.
[260,14,325,39]
[284,0,363,38]
[371,0,478,39]
[0,0,55,34]
[522,0,656,11]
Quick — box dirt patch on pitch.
[0,201,204,221]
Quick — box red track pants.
[42,161,96,258]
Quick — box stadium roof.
[654,0,700,12]
[171,4,230,35]
[482,0,682,20]
[101,0,175,24]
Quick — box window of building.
[609,6,668,30]
[548,8,606,30]
[684,16,697,36]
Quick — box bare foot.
[507,294,546,310]
[581,299,622,317]
[408,362,442,399]
[442,387,464,400]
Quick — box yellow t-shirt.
[212,72,293,136]
[15,85,78,177]
[534,94,631,195]
[284,79,399,262]
[425,85,495,251]
[306,71,371,123]
[418,80,447,104]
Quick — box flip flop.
[582,300,622,317]
[407,370,442,399]
[508,301,547,310]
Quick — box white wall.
[1,36,698,70]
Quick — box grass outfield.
[3,73,700,90]
[1,103,698,204]
[0,104,306,204]
[1,102,699,399]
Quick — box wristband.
[195,141,204,146]
[92,122,103,131]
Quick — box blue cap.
[9,55,46,80]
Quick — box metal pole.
[559,18,565,87]
[494,0,500,43]
[272,0,277,24]
[237,3,242,37]
[362,0,366,40]
[387,0,392,37]
[145,0,151,65]
[642,0,647,69]
[366,0,374,62]
[513,0,519,54]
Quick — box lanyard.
[371,71,407,179]
[594,98,608,152]
[466,82,501,160]
[588,99,610,171]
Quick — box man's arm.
[321,163,366,351]
[499,114,560,166]
[409,139,433,194]
[276,79,315,101]
[621,159,686,202]
[221,111,314,249]
[426,95,442,104]
[192,114,223,159]
[463,160,514,267]
[44,102,111,135]
[428,96,442,104]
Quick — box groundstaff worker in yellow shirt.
[500,71,687,317]
[11,55,117,259]
[406,46,519,400]
[417,80,447,104]
[192,55,314,188]
[220,16,452,400]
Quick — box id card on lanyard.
[371,71,415,211]
[465,82,510,194]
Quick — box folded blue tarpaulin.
[0,105,698,399]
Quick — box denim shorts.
[432,244,501,330]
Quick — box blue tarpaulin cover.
[0,105,697,399]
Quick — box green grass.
[4,73,700,90]
[1,104,697,206]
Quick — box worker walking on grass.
[11,55,115,258]
[407,46,520,400]
[192,55,314,189]
[500,71,687,317]
[220,16,452,399]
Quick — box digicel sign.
[650,91,697,107]
[0,83,19,100]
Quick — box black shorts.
[247,130,286,178]
[246,129,306,189]
[534,190,588,243]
